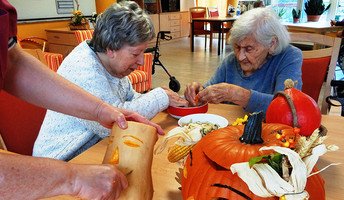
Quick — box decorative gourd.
[103,121,156,200]
[181,112,325,200]
[266,79,321,136]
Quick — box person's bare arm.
[0,153,127,200]
[4,44,163,134]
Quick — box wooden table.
[44,104,344,200]
[284,22,343,35]
[191,17,236,55]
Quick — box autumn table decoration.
[179,79,339,200]
[103,121,156,199]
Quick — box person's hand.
[95,102,164,135]
[162,86,189,107]
[184,82,204,107]
[70,163,127,200]
[330,19,336,26]
[197,83,251,108]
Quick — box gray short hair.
[229,7,290,55]
[90,1,155,52]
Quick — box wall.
[95,0,116,13]
[180,0,195,11]
[16,0,115,40]
[17,21,70,40]
[9,0,96,20]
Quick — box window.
[270,0,298,22]
[270,0,340,22]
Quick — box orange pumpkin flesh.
[181,112,325,200]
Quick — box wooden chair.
[290,32,341,114]
[74,30,153,93]
[0,91,47,155]
[207,6,230,50]
[19,36,48,52]
[18,37,63,72]
[189,7,212,50]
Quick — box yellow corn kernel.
[167,144,194,163]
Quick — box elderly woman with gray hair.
[184,7,302,114]
[33,1,187,161]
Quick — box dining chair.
[0,91,47,155]
[207,6,231,50]
[18,37,64,72]
[189,7,212,50]
[74,30,153,93]
[19,36,48,52]
[290,32,341,114]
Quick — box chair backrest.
[43,52,64,72]
[74,30,94,44]
[0,91,46,155]
[18,36,48,52]
[190,7,207,30]
[290,32,341,114]
[208,7,219,17]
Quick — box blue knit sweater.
[203,45,303,114]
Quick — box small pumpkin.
[266,79,321,136]
[181,112,325,200]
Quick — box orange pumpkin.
[266,79,321,136]
[181,112,325,200]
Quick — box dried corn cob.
[168,144,195,163]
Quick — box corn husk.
[231,146,309,200]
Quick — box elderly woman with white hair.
[184,7,302,114]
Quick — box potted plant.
[69,10,89,30]
[292,8,301,23]
[304,0,331,22]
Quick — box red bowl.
[167,103,208,119]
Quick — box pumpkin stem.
[284,79,298,90]
[239,112,264,144]
[272,91,299,128]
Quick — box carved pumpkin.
[181,112,325,200]
[103,121,156,200]
[266,79,321,136]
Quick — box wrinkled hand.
[95,102,165,135]
[184,82,204,107]
[330,19,336,26]
[197,83,251,108]
[70,163,128,200]
[162,86,189,107]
